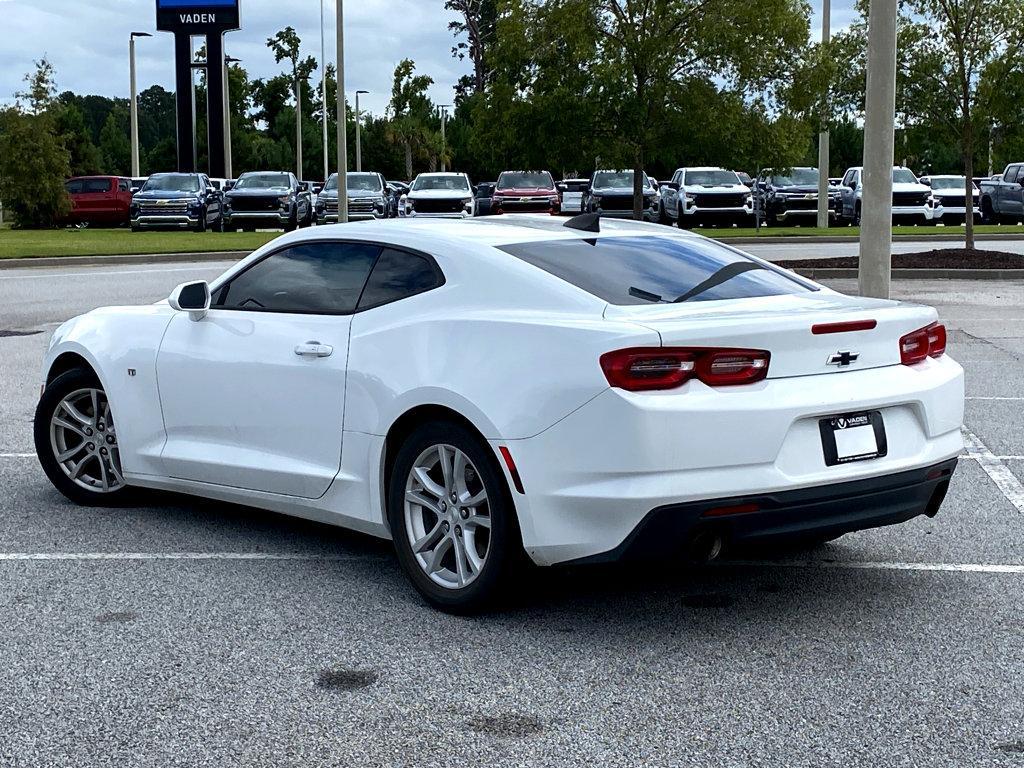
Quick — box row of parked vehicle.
[59,161,1024,231]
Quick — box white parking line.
[0,453,34,458]
[724,560,1024,574]
[962,428,1024,513]
[0,265,229,281]
[966,396,1024,401]
[0,552,380,561]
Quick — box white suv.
[837,166,933,225]
[659,167,754,228]
[401,172,475,219]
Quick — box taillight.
[600,347,770,391]
[900,322,946,365]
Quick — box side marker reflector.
[702,503,760,518]
[498,446,525,494]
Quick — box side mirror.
[664,181,680,191]
[169,281,211,322]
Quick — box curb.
[724,233,1024,245]
[0,251,248,270]
[792,268,1024,280]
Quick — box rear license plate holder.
[819,411,888,466]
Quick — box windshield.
[235,173,291,190]
[593,171,650,189]
[142,174,201,193]
[892,169,919,184]
[497,171,554,190]
[684,170,741,186]
[929,177,972,190]
[412,175,471,192]
[771,168,820,186]
[500,236,813,305]
[346,173,383,192]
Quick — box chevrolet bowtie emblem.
[827,350,860,367]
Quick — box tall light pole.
[190,41,201,172]
[336,0,348,223]
[816,0,830,229]
[295,74,304,180]
[223,55,241,179]
[129,32,152,178]
[858,0,898,299]
[439,104,451,172]
[320,0,329,183]
[355,90,368,171]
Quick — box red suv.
[492,170,561,215]
[63,176,134,226]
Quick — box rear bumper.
[568,458,957,564]
[499,356,965,566]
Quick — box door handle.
[295,341,334,358]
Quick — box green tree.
[901,0,1024,246]
[54,102,103,176]
[267,27,319,178]
[99,105,132,176]
[0,61,70,228]
[387,60,438,179]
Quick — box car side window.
[118,180,130,192]
[1014,166,1024,185]
[1005,165,1018,183]
[65,180,84,194]
[214,241,381,314]
[84,178,112,193]
[357,248,444,311]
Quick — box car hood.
[932,187,978,197]
[318,189,385,200]
[892,182,930,193]
[592,186,654,196]
[227,187,291,197]
[494,187,557,197]
[133,190,201,200]
[407,189,472,200]
[682,183,749,193]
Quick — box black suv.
[223,172,313,232]
[754,167,837,226]
[130,173,222,232]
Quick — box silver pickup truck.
[979,164,1024,224]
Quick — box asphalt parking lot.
[1,259,1023,766]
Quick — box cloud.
[0,0,471,115]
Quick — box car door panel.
[156,310,351,499]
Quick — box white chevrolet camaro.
[35,216,965,611]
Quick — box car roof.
[680,167,729,172]
[274,214,701,250]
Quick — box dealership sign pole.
[858,0,897,299]
[156,0,240,177]
[337,0,348,223]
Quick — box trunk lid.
[605,292,938,379]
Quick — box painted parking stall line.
[723,560,1024,575]
[962,427,1024,514]
[0,552,382,562]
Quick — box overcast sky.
[0,0,857,116]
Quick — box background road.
[1,258,1023,766]
[741,237,1024,262]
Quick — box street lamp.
[816,0,830,229]
[336,0,348,223]
[223,55,241,180]
[355,90,369,172]
[129,32,152,178]
[438,104,452,172]
[320,0,329,184]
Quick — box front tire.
[387,421,521,613]
[34,368,131,506]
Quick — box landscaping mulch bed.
[785,248,1024,270]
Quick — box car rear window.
[499,235,815,305]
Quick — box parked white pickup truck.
[979,164,1024,224]
[658,167,754,228]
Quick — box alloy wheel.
[403,443,491,590]
[49,387,124,493]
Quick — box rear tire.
[387,421,522,614]
[34,368,133,507]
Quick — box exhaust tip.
[686,529,724,562]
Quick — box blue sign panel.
[158,0,237,7]
[156,0,239,31]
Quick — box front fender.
[44,306,176,477]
